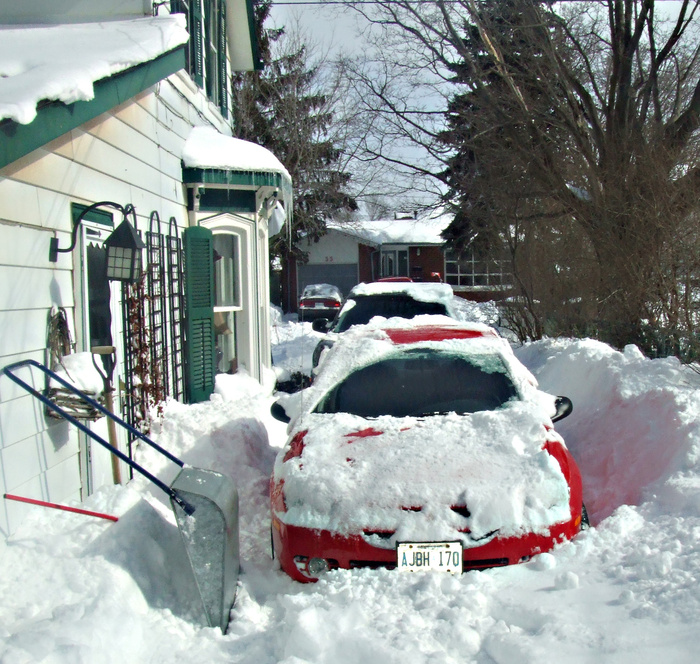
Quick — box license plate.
[396,542,462,575]
[314,303,325,308]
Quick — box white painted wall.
[302,231,359,265]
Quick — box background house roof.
[327,209,452,246]
[0,15,188,125]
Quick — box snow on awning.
[0,15,188,125]
[182,126,291,182]
[182,126,293,223]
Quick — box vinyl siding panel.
[1,425,80,490]
[0,392,51,449]
[0,309,59,357]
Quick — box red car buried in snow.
[270,318,584,582]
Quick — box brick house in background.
[282,210,512,313]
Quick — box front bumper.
[272,512,582,583]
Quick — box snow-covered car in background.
[311,281,458,368]
[298,283,343,322]
[270,318,584,583]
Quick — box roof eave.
[0,46,185,171]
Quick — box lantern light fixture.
[49,201,145,283]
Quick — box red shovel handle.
[3,493,118,522]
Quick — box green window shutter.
[183,226,215,403]
[218,0,228,118]
[192,0,205,88]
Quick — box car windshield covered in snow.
[331,294,448,333]
[314,349,518,418]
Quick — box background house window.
[172,0,228,117]
[381,248,408,278]
[444,248,512,288]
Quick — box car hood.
[274,401,571,545]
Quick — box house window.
[381,248,408,278]
[444,248,512,289]
[213,232,241,374]
[172,0,228,117]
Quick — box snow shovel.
[2,358,240,633]
[169,467,240,633]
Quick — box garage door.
[297,263,358,299]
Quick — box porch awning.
[182,126,293,208]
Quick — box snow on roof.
[0,15,188,125]
[182,126,291,181]
[329,209,452,246]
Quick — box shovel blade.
[170,467,240,633]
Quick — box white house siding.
[0,73,229,536]
[0,222,82,536]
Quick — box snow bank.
[515,338,700,523]
[270,306,324,380]
[3,320,700,662]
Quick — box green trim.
[189,188,256,213]
[183,225,216,403]
[0,47,185,171]
[244,0,263,70]
[218,0,229,118]
[183,167,289,189]
[191,0,205,88]
[71,202,114,228]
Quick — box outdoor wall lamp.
[49,201,146,283]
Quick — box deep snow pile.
[2,319,700,663]
[270,304,324,381]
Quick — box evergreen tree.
[231,1,356,262]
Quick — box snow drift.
[2,321,700,663]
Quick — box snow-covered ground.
[3,310,700,663]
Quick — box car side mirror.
[270,401,291,423]
[552,396,573,422]
[312,318,330,333]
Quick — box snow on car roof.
[348,281,455,306]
